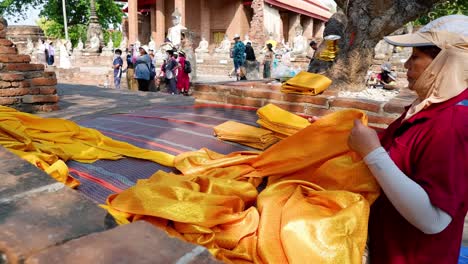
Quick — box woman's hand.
[308,116,320,123]
[348,119,381,157]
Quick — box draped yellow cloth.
[256,103,310,139]
[281,71,332,95]
[213,121,279,150]
[0,106,175,187]
[104,109,380,264]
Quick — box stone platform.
[192,80,417,128]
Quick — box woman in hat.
[134,45,152,91]
[177,50,190,95]
[347,15,467,263]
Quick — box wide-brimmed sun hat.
[139,45,149,53]
[384,15,468,47]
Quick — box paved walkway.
[39,83,195,121]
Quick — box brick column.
[200,0,210,41]
[303,17,314,40]
[174,0,186,26]
[0,18,59,112]
[156,0,165,44]
[128,0,138,44]
[248,0,266,46]
[150,6,157,42]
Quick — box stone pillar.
[303,17,314,40]
[200,0,210,42]
[248,0,266,46]
[288,13,301,43]
[156,0,165,44]
[150,6,157,43]
[314,20,326,39]
[128,0,138,44]
[174,0,186,26]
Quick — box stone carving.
[291,25,307,57]
[120,36,128,50]
[101,38,114,56]
[148,36,156,51]
[77,38,84,50]
[195,37,209,53]
[214,34,231,54]
[135,39,141,49]
[59,39,71,69]
[86,33,100,52]
[65,39,72,53]
[243,34,251,45]
[167,8,186,48]
[26,37,34,55]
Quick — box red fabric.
[370,88,468,264]
[176,56,190,92]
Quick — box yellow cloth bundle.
[213,121,279,150]
[104,109,380,264]
[281,71,332,95]
[0,106,175,187]
[256,103,310,138]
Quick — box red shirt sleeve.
[411,108,468,218]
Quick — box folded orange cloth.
[281,71,332,95]
[214,120,279,150]
[256,103,310,138]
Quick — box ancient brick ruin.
[0,18,58,112]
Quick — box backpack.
[184,60,192,74]
[145,62,156,80]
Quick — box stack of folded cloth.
[256,103,310,139]
[213,120,279,150]
[281,71,332,95]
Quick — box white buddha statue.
[195,37,209,53]
[214,34,231,54]
[76,38,84,50]
[167,8,187,48]
[59,39,71,69]
[88,33,100,51]
[119,36,128,51]
[148,36,156,51]
[243,34,251,45]
[26,37,34,55]
[291,25,307,57]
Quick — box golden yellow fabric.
[213,121,279,150]
[256,103,310,138]
[104,108,380,263]
[281,71,332,95]
[0,106,175,187]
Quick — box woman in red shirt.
[177,51,190,96]
[348,15,467,263]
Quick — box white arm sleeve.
[364,147,452,234]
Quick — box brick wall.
[192,81,417,127]
[0,19,58,112]
[248,0,266,46]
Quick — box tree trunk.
[313,0,444,91]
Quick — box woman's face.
[404,48,434,90]
[139,48,145,55]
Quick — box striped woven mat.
[68,104,260,204]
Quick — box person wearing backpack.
[165,49,178,95]
[177,50,190,96]
[134,45,152,92]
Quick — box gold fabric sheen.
[213,121,279,150]
[281,71,332,95]
[256,103,310,139]
[104,108,380,264]
[0,106,175,187]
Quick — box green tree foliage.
[415,0,467,24]
[1,0,123,46]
